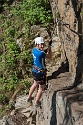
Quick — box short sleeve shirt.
[32,48,46,73]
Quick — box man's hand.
[49,40,52,46]
[44,40,52,54]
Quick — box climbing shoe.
[26,97,33,103]
[34,101,41,108]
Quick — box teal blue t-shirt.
[32,48,46,73]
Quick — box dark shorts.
[32,71,46,85]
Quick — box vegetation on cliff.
[0,0,53,117]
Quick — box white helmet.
[34,37,44,45]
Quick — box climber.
[26,36,52,107]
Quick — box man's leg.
[35,84,45,104]
[27,80,39,99]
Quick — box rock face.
[57,0,83,85]
[36,73,83,125]
[56,88,83,125]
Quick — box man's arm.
[44,46,52,59]
[44,40,52,59]
[46,46,52,59]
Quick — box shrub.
[0,94,9,105]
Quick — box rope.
[62,22,83,38]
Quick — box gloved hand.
[49,40,52,46]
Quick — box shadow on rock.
[48,61,69,81]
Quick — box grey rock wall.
[56,88,83,125]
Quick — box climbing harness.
[32,65,46,73]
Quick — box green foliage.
[0,109,3,118]
[21,0,52,26]
[0,94,9,105]
[81,10,83,15]
[10,0,53,27]
[0,0,53,100]
[20,50,33,64]
[24,81,32,94]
